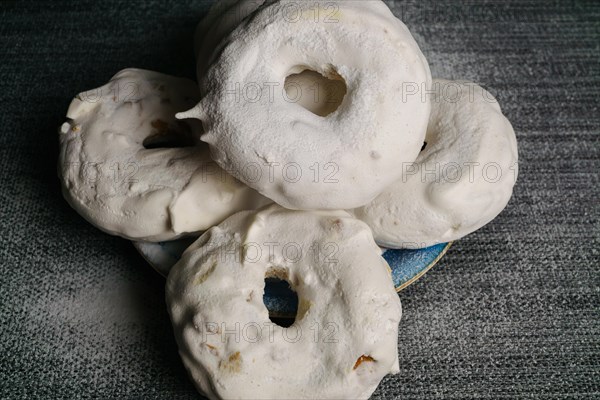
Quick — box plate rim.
[394,242,453,292]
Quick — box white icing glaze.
[183,0,432,210]
[195,0,345,115]
[352,79,519,248]
[166,204,402,399]
[59,68,270,241]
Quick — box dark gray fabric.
[1,0,599,398]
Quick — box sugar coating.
[59,69,269,241]
[352,80,519,248]
[166,204,402,400]
[183,0,432,210]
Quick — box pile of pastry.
[59,1,518,398]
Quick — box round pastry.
[352,79,519,248]
[59,68,269,242]
[195,0,344,116]
[166,204,402,399]
[182,0,432,210]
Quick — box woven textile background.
[1,0,599,398]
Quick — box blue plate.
[134,239,451,318]
[383,242,452,291]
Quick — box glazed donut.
[195,0,343,116]
[352,80,519,248]
[166,204,402,399]
[59,68,269,242]
[182,0,432,210]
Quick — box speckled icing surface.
[185,0,432,210]
[59,69,270,241]
[166,204,402,399]
[353,79,519,248]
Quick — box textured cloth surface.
[1,0,599,398]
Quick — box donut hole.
[143,119,197,149]
[284,69,347,117]
[264,268,298,328]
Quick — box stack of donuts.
[58,1,518,399]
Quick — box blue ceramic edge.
[383,243,452,292]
